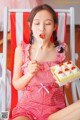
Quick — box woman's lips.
[39,34,45,39]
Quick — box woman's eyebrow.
[45,19,53,21]
[33,19,39,21]
[34,19,53,21]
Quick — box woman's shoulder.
[59,41,67,48]
[55,41,68,62]
[14,42,30,64]
[15,41,30,51]
[21,41,31,51]
[56,41,67,52]
[58,41,69,54]
[15,44,22,54]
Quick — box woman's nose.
[39,23,45,31]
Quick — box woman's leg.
[48,100,80,120]
[13,116,30,120]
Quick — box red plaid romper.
[12,41,66,120]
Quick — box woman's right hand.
[28,60,40,76]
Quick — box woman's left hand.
[65,82,70,88]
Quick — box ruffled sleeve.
[21,41,31,63]
[56,42,66,63]
[20,41,31,74]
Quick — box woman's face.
[31,10,56,42]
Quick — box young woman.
[12,4,69,120]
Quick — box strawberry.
[71,66,76,70]
[40,34,45,39]
[65,68,69,71]
[59,63,63,67]
[58,71,63,74]
[67,61,72,64]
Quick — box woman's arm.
[12,45,33,90]
[12,44,40,90]
[48,100,80,120]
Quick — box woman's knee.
[13,116,30,120]
[48,115,59,120]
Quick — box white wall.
[43,0,80,25]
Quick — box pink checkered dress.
[12,41,66,120]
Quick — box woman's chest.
[30,47,57,62]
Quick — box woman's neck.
[33,40,54,50]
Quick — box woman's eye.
[34,22,40,25]
[45,23,51,25]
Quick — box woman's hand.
[55,80,70,88]
[28,60,40,76]
[65,82,71,88]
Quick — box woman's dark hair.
[28,4,64,53]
